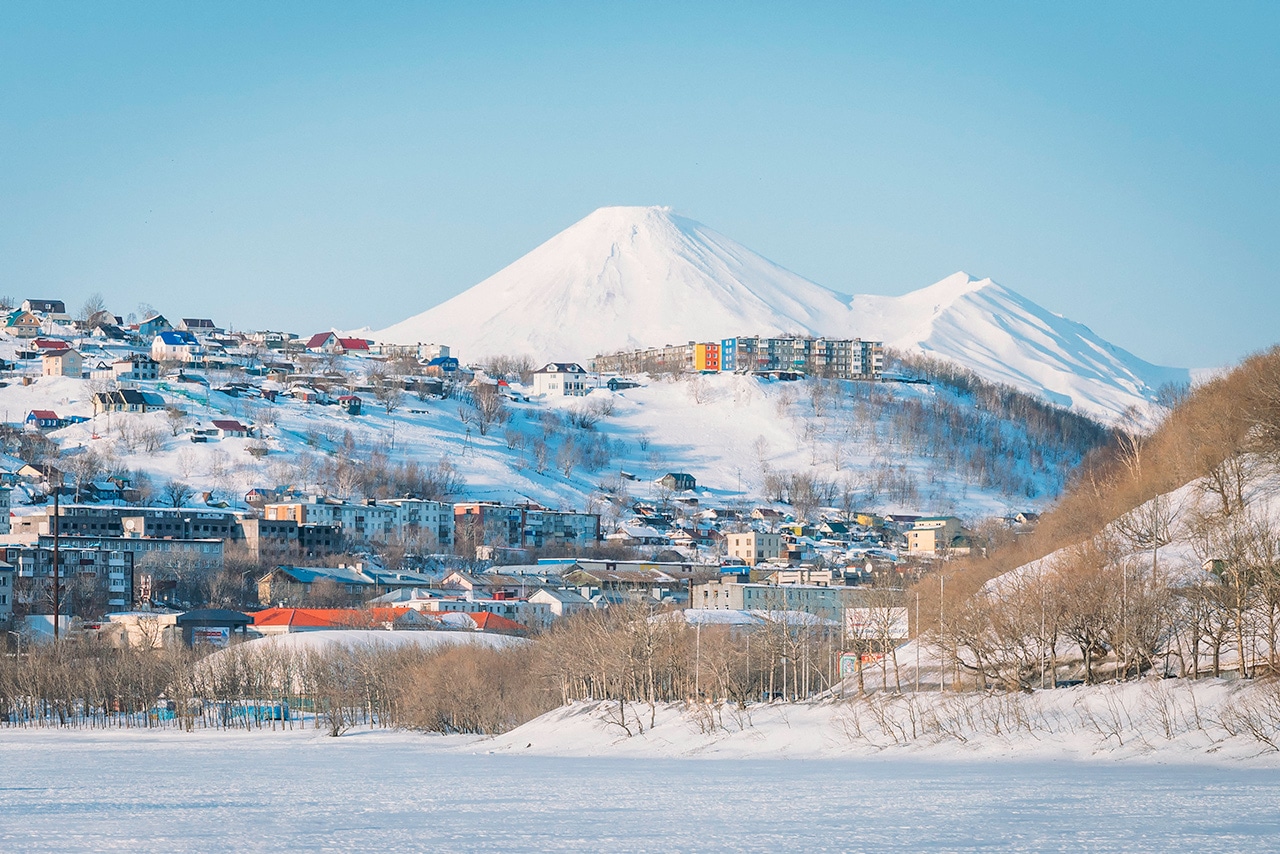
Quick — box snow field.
[480,679,1280,766]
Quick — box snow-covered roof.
[156,330,198,346]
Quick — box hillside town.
[0,295,1034,648]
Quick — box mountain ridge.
[370,206,1190,423]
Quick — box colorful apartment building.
[693,342,721,372]
[597,335,884,380]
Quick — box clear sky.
[2,2,1276,368]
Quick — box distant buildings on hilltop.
[593,335,884,380]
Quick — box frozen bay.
[2,728,1279,852]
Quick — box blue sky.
[2,2,1276,367]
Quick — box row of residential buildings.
[10,497,601,558]
[592,335,885,380]
[0,496,602,623]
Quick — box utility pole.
[52,475,61,640]
[694,619,701,698]
[939,574,945,692]
[1041,581,1048,690]
[915,591,921,693]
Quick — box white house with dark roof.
[531,362,592,397]
[22,299,65,315]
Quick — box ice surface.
[1,727,1277,852]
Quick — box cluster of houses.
[74,547,928,650]
[49,557,715,648]
[5,297,458,418]
[0,483,998,639]
[0,296,1030,648]
[605,502,976,570]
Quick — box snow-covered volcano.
[374,206,850,357]
[371,206,1190,423]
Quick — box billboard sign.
[844,607,909,640]
[193,627,231,647]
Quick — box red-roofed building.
[305,333,371,355]
[211,419,252,438]
[25,410,63,430]
[250,606,438,635]
[467,611,529,636]
[32,338,69,352]
[305,332,335,351]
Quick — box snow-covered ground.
[482,680,1280,766]
[2,723,1278,851]
[208,628,523,657]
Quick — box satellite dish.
[125,519,136,531]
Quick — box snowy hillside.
[988,455,1280,597]
[13,367,1088,524]
[370,206,1190,423]
[852,273,1191,424]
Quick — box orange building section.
[693,342,721,372]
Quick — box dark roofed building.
[659,472,697,491]
[175,609,252,647]
[22,299,65,314]
[178,318,217,331]
[92,389,165,415]
[532,362,591,397]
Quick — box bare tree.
[471,384,508,436]
[557,437,580,477]
[176,448,198,478]
[482,354,536,384]
[366,366,404,414]
[166,407,189,437]
[77,292,108,323]
[1114,492,1181,584]
[63,448,105,501]
[163,479,195,508]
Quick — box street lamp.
[5,630,19,658]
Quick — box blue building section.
[721,338,737,371]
